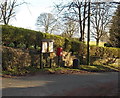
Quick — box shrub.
[2,25,66,50]
[90,45,120,58]
[104,43,112,47]
[63,38,71,52]
[2,25,119,64]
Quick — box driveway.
[2,72,119,96]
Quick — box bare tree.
[61,19,79,38]
[0,0,25,25]
[55,0,89,42]
[100,32,109,42]
[36,13,59,34]
[90,2,114,46]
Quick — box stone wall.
[2,46,40,71]
[2,46,76,71]
[2,46,119,72]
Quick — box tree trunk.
[79,37,82,41]
[34,44,37,49]
[26,44,29,49]
[96,39,99,46]
[78,6,83,42]
[82,1,87,42]
[13,41,17,48]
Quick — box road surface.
[2,72,119,96]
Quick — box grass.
[109,64,119,69]
[2,66,43,76]
[43,67,94,74]
[43,67,81,73]
[102,64,119,72]
[2,63,119,76]
[79,64,119,72]
[2,60,119,76]
[2,66,86,76]
[85,41,105,47]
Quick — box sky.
[9,0,119,30]
[4,0,120,40]
[10,0,65,30]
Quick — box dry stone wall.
[2,46,120,72]
[2,46,40,71]
[2,46,76,71]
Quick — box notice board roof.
[41,39,54,42]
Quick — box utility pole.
[87,0,91,65]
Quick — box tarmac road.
[2,72,119,96]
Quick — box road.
[2,72,119,96]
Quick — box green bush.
[2,25,119,65]
[63,38,71,52]
[104,42,112,47]
[2,25,85,52]
[2,25,66,49]
[90,45,120,58]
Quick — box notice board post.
[40,39,54,69]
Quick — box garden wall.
[2,45,119,72]
[2,46,40,72]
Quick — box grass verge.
[79,64,119,72]
[2,63,119,77]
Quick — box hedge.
[90,45,120,58]
[2,25,81,51]
[2,25,120,59]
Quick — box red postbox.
[56,47,63,56]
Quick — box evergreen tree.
[109,5,120,48]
